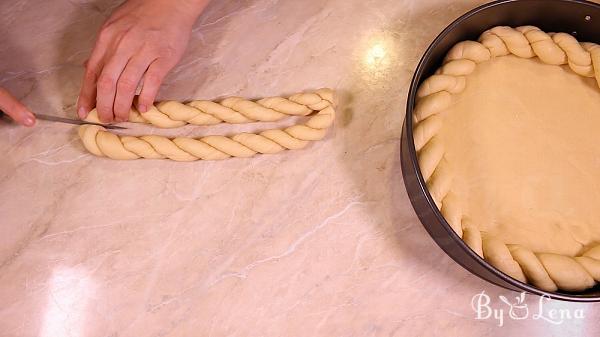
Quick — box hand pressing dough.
[414,26,600,292]
[79,89,336,161]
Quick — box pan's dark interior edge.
[401,0,600,302]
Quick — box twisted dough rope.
[414,26,600,292]
[78,88,335,161]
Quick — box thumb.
[0,88,36,127]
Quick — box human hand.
[0,87,36,127]
[77,0,210,123]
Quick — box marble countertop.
[2,0,599,336]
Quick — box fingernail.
[24,115,35,127]
[78,107,87,119]
[138,104,147,113]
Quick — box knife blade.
[35,113,127,130]
[0,110,127,130]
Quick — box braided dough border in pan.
[413,26,600,292]
[79,88,336,161]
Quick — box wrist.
[177,0,211,24]
[131,0,210,26]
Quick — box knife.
[0,110,127,130]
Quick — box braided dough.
[78,89,335,161]
[414,26,600,292]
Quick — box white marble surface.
[1,0,600,336]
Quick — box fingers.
[77,9,188,122]
[113,54,155,121]
[138,59,172,113]
[95,53,131,123]
[77,61,100,120]
[78,26,142,123]
[0,88,36,127]
[77,28,113,120]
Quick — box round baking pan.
[401,0,600,302]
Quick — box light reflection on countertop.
[354,30,404,88]
[363,32,398,76]
[40,267,94,337]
